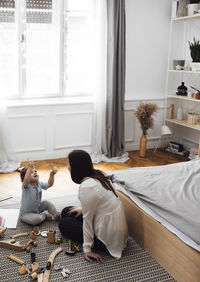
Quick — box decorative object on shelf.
[176,82,188,96]
[190,85,200,99]
[169,104,174,119]
[187,0,200,16]
[187,112,199,124]
[188,37,200,71]
[177,0,189,17]
[172,0,179,18]
[177,107,183,120]
[135,103,158,157]
[173,59,185,70]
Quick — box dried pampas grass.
[135,103,158,136]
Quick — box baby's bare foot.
[46,213,53,221]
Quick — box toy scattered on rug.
[7,248,63,281]
[0,237,38,252]
[11,232,29,239]
[55,237,63,245]
[32,226,40,236]
[42,247,63,281]
[54,265,71,278]
[41,230,48,237]
[65,239,81,255]
[47,229,56,243]
[0,227,7,238]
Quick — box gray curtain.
[106,0,126,158]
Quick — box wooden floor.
[0,149,189,206]
[21,148,188,172]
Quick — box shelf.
[167,94,200,102]
[166,118,200,131]
[168,69,200,74]
[172,14,200,21]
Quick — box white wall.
[126,0,172,100]
[4,0,174,161]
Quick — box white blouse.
[78,178,128,259]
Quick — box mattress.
[110,160,200,252]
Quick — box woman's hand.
[84,251,104,263]
[67,206,82,218]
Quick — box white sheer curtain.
[91,0,128,163]
[0,99,20,173]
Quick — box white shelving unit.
[165,1,200,141]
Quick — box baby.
[19,161,60,226]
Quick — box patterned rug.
[0,196,176,282]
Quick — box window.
[0,0,94,99]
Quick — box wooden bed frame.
[117,190,200,282]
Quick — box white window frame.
[1,0,94,101]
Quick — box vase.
[139,135,147,157]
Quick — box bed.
[111,160,200,282]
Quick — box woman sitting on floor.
[59,149,128,263]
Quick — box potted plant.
[135,103,158,157]
[188,37,200,71]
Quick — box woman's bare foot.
[45,213,53,221]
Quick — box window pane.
[0,0,19,97]
[25,0,60,97]
[64,0,94,95]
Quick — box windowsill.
[6,96,95,108]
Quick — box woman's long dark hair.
[68,150,118,197]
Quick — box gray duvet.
[111,160,200,246]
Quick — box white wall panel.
[54,111,93,150]
[7,114,46,153]
[125,110,135,142]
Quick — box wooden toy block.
[11,232,29,239]
[30,231,36,240]
[0,239,24,251]
[23,239,33,250]
[0,227,7,238]
[7,253,26,265]
[32,226,40,235]
[47,230,55,243]
[30,262,40,273]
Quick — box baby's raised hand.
[51,166,58,175]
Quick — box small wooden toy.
[0,227,7,238]
[0,239,24,251]
[7,253,26,265]
[42,248,63,282]
[11,232,29,239]
[18,266,27,275]
[32,226,40,235]
[23,239,37,252]
[30,262,40,273]
[47,230,55,243]
[30,231,36,240]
